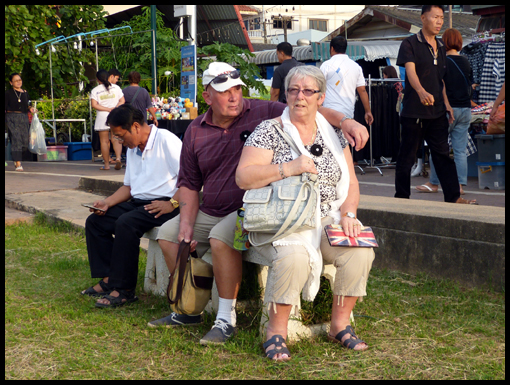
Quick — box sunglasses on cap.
[206,70,241,90]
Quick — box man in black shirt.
[395,5,476,204]
[270,42,304,104]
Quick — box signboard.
[180,45,196,104]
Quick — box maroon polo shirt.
[178,98,286,217]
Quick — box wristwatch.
[170,198,179,208]
[343,212,356,219]
[339,116,353,128]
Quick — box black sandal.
[263,334,291,362]
[95,289,139,309]
[81,279,111,297]
[328,325,368,350]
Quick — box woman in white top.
[90,69,125,170]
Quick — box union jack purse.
[324,224,379,248]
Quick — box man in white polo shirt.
[321,36,373,127]
[81,104,182,308]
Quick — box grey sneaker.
[147,312,202,328]
[199,319,237,345]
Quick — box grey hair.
[284,65,326,97]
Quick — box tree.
[99,6,266,113]
[98,6,187,92]
[5,5,107,98]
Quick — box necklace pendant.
[434,59,437,66]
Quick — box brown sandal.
[456,197,478,205]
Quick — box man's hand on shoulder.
[341,119,369,151]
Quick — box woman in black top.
[5,73,37,171]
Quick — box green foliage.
[36,97,95,142]
[5,219,506,380]
[98,7,187,92]
[5,5,107,98]
[99,6,266,114]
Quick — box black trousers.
[85,198,179,291]
[395,114,461,203]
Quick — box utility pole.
[262,5,267,44]
[449,5,453,29]
[150,5,157,95]
[272,15,296,43]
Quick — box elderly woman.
[236,66,375,361]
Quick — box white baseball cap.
[202,62,246,92]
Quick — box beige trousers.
[156,210,238,257]
[254,217,375,307]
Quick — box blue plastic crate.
[63,142,92,161]
[477,162,505,190]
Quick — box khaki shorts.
[254,216,375,307]
[156,209,238,258]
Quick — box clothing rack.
[472,31,505,44]
[356,75,400,176]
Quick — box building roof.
[312,40,402,63]
[249,45,313,65]
[325,5,480,41]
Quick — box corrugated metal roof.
[250,40,401,65]
[196,5,251,50]
[313,41,401,62]
[250,45,313,65]
[326,6,480,40]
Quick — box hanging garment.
[353,82,401,163]
[478,42,506,104]
[461,42,489,104]
[460,42,488,85]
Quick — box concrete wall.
[358,196,505,292]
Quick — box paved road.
[5,159,505,208]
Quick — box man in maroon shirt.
[149,62,369,344]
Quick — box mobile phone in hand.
[81,203,106,212]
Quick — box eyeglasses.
[113,133,126,143]
[287,88,321,97]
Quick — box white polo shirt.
[320,54,366,118]
[124,125,181,200]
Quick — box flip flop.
[456,198,478,205]
[416,184,438,193]
[114,160,122,170]
[99,166,110,171]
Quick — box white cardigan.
[273,107,350,301]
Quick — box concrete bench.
[142,227,350,341]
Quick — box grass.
[5,214,505,380]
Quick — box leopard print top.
[244,120,349,218]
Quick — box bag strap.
[447,56,470,88]
[269,119,303,156]
[167,240,192,305]
[127,86,142,105]
[248,179,317,247]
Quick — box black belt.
[131,197,171,204]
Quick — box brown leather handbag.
[167,240,214,315]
